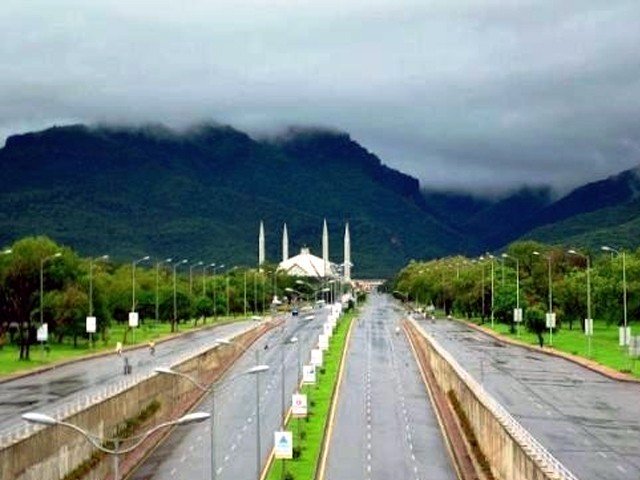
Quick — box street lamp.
[155,258,172,324]
[533,251,555,345]
[88,255,109,347]
[131,255,150,313]
[155,363,269,480]
[190,261,204,296]
[212,264,225,321]
[479,256,486,322]
[602,246,629,347]
[173,259,188,325]
[203,263,215,297]
[40,252,62,342]
[280,337,298,429]
[568,249,592,356]
[502,253,521,336]
[23,411,209,480]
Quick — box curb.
[0,316,253,384]
[455,318,640,384]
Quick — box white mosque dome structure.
[278,247,336,278]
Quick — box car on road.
[291,308,299,316]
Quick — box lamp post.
[502,253,520,336]
[23,411,209,480]
[488,255,495,328]
[212,265,224,321]
[568,249,592,356]
[131,255,150,313]
[203,263,214,297]
[479,256,486,322]
[601,246,629,347]
[173,259,188,326]
[155,363,269,480]
[39,252,62,353]
[155,258,172,324]
[533,251,555,345]
[88,255,109,347]
[244,270,248,317]
[189,261,204,296]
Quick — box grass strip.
[264,310,356,480]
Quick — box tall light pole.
[244,270,248,317]
[479,256,486,322]
[569,249,592,356]
[212,264,224,321]
[502,253,520,336]
[533,251,554,345]
[203,263,214,297]
[190,261,203,296]
[489,254,495,328]
[131,255,150,313]
[23,411,209,480]
[88,255,109,346]
[602,246,629,347]
[155,363,269,480]
[40,252,62,328]
[155,258,172,324]
[173,259,188,326]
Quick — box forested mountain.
[0,124,465,277]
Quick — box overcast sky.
[2,0,640,196]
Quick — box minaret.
[344,222,351,281]
[258,221,265,267]
[282,223,289,262]
[322,218,329,276]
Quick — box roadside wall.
[406,318,577,480]
[0,320,275,480]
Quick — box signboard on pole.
[619,326,632,346]
[318,334,329,351]
[274,431,293,459]
[302,365,316,384]
[86,316,97,333]
[323,323,333,337]
[545,313,556,328]
[513,308,523,323]
[128,311,139,328]
[37,323,48,342]
[584,318,594,336]
[291,394,307,418]
[629,336,640,357]
[311,348,323,367]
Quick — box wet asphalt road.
[417,316,640,480]
[130,308,327,480]
[325,294,456,480]
[0,320,254,436]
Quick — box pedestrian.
[149,340,155,356]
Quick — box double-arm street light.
[502,253,521,336]
[23,411,209,480]
[533,251,555,345]
[568,249,593,356]
[211,264,225,320]
[155,258,172,324]
[40,252,62,335]
[601,245,629,347]
[203,263,215,297]
[155,360,269,480]
[88,255,109,346]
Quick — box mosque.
[257,219,352,281]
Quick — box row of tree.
[0,236,314,360]
[392,240,638,345]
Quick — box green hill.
[0,124,466,277]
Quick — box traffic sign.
[274,431,293,459]
[291,394,307,418]
[303,365,316,384]
[86,316,97,333]
[311,348,323,367]
[128,311,139,328]
[36,323,48,342]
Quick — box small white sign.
[629,336,640,357]
[291,394,307,418]
[274,431,293,459]
[311,348,323,367]
[86,316,97,333]
[323,323,333,337]
[128,311,139,328]
[303,364,316,384]
[513,308,523,323]
[545,313,556,328]
[36,323,48,342]
[619,326,632,346]
[584,318,594,336]
[318,334,329,351]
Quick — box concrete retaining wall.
[0,320,275,480]
[406,318,577,480]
